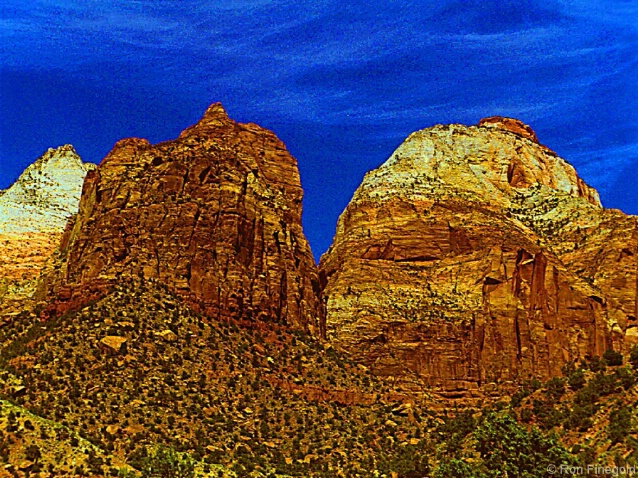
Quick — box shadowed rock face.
[43,104,324,336]
[320,118,636,398]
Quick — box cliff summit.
[320,117,635,399]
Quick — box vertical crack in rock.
[41,103,323,337]
[320,117,635,399]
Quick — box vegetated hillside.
[1,278,431,477]
[4,277,635,476]
[434,350,638,477]
[512,352,638,465]
[0,398,132,476]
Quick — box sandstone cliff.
[320,117,636,398]
[0,145,94,318]
[42,104,324,336]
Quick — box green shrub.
[434,458,478,478]
[437,409,476,437]
[379,444,429,478]
[545,377,567,402]
[510,388,530,408]
[568,369,586,390]
[614,367,637,390]
[603,349,623,367]
[587,356,607,373]
[589,372,618,396]
[608,406,633,445]
[565,404,595,431]
[474,413,574,477]
[138,446,196,478]
[118,468,138,477]
[530,378,543,391]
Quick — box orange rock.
[100,336,127,353]
[42,103,324,336]
[478,116,540,143]
[0,146,93,317]
[320,119,634,398]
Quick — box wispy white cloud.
[1,0,636,230]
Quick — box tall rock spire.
[42,103,325,337]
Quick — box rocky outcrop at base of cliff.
[0,146,94,319]
[42,103,324,336]
[320,118,636,398]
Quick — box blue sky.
[1,0,636,257]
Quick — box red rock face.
[478,116,540,143]
[320,119,634,398]
[43,103,324,336]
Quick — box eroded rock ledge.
[41,103,324,337]
[320,117,636,399]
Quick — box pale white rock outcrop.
[0,145,95,233]
[0,145,95,317]
[320,117,635,401]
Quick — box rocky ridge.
[320,117,637,399]
[41,104,324,336]
[1,110,638,475]
[0,146,94,319]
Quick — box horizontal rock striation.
[0,145,94,319]
[320,118,635,398]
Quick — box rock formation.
[42,103,323,336]
[0,145,94,318]
[320,118,637,398]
